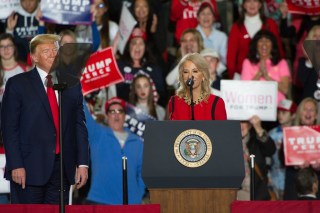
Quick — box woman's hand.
[7,11,18,31]
[150,14,158,33]
[279,2,288,19]
[249,115,264,137]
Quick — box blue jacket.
[84,106,145,204]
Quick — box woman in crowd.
[166,28,204,88]
[129,73,165,120]
[116,28,165,106]
[0,33,28,104]
[75,0,118,51]
[295,25,320,104]
[131,0,164,68]
[167,53,226,120]
[284,97,320,200]
[132,0,157,37]
[241,29,291,104]
[170,0,219,45]
[227,0,283,79]
[238,115,276,200]
[196,1,227,75]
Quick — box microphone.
[186,76,194,87]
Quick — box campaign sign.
[0,0,19,19]
[220,80,277,121]
[41,0,91,25]
[283,126,320,166]
[81,47,124,96]
[124,103,156,140]
[117,4,137,55]
[286,0,320,15]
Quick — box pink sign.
[283,125,320,166]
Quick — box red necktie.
[46,74,60,154]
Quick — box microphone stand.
[189,85,194,120]
[122,156,128,205]
[249,154,255,201]
[53,83,68,213]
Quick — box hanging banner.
[283,125,320,166]
[286,0,320,15]
[40,0,91,25]
[81,47,124,95]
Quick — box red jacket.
[227,18,284,79]
[168,94,227,120]
[170,0,218,43]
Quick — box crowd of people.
[0,0,320,205]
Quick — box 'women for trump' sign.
[283,126,320,166]
[220,80,277,121]
[81,47,124,95]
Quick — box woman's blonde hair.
[293,97,318,125]
[306,25,320,40]
[176,53,211,99]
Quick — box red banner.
[283,125,320,166]
[286,0,320,15]
[81,47,124,96]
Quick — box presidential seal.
[174,129,212,168]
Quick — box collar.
[299,194,317,199]
[245,14,260,23]
[36,67,49,85]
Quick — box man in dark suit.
[295,167,318,200]
[1,34,89,204]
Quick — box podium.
[142,121,244,213]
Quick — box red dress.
[168,94,227,120]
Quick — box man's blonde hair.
[30,34,61,54]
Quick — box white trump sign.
[221,80,277,121]
[0,0,19,19]
[117,4,137,54]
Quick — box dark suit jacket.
[1,67,89,185]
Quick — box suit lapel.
[29,68,54,123]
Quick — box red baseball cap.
[278,99,297,113]
[129,28,147,42]
[104,97,126,112]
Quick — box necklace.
[183,92,205,105]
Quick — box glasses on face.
[96,3,105,9]
[0,44,14,50]
[108,109,125,115]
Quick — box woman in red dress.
[168,53,227,120]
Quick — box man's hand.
[12,168,26,189]
[75,167,88,189]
